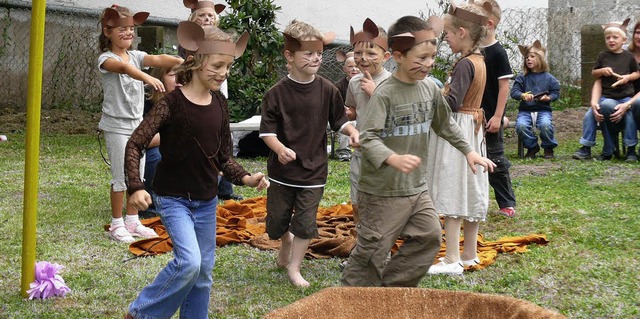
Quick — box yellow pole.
[21,0,47,297]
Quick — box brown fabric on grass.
[262,287,566,319]
[124,196,549,269]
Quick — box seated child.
[510,40,560,159]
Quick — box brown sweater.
[260,76,348,186]
[125,88,249,200]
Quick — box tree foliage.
[219,0,285,121]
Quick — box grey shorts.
[103,131,144,192]
[266,182,324,240]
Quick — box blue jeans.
[579,98,631,156]
[129,195,218,319]
[515,110,558,149]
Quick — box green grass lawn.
[0,131,639,318]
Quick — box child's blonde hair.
[446,3,489,55]
[98,5,133,52]
[478,0,502,26]
[175,28,232,85]
[284,20,324,43]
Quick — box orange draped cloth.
[126,196,549,270]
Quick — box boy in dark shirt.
[259,20,358,287]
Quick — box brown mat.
[262,287,566,319]
[124,197,549,269]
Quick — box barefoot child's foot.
[276,232,293,268]
[287,267,310,287]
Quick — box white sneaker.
[109,225,134,243]
[125,221,158,238]
[462,257,480,268]
[428,260,464,275]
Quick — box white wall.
[52,0,548,40]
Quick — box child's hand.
[610,102,631,123]
[600,67,620,78]
[360,71,376,96]
[242,173,270,191]
[465,151,496,174]
[128,190,152,211]
[349,130,360,148]
[521,92,534,102]
[345,106,356,121]
[538,95,551,102]
[485,115,502,133]
[145,75,166,93]
[611,74,629,87]
[276,146,296,164]
[591,102,604,122]
[385,154,421,173]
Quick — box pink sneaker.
[109,225,134,243]
[498,207,516,218]
[125,221,158,238]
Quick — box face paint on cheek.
[410,61,423,74]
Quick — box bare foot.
[287,268,310,287]
[276,232,293,268]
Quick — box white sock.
[111,217,124,227]
[124,214,139,225]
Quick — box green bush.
[219,0,285,122]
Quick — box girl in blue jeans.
[510,40,560,159]
[123,22,268,319]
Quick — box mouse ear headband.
[518,40,545,59]
[283,31,335,52]
[388,16,443,52]
[335,50,354,62]
[350,18,388,50]
[602,18,630,34]
[449,0,489,25]
[178,21,249,58]
[183,0,225,14]
[102,7,149,28]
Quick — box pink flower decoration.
[27,261,71,299]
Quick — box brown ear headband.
[602,18,630,34]
[178,21,249,58]
[102,8,149,28]
[183,0,225,14]
[335,50,354,62]
[283,32,335,52]
[449,1,489,25]
[388,16,443,52]
[518,40,545,59]
[350,18,388,50]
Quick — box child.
[334,50,360,162]
[426,1,491,276]
[141,64,181,217]
[510,40,561,159]
[572,19,640,161]
[98,5,183,243]
[345,18,391,224]
[340,15,495,287]
[183,0,244,198]
[123,22,269,319]
[259,20,358,287]
[479,0,517,218]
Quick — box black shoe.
[625,147,638,162]
[219,194,244,201]
[595,154,613,161]
[572,146,591,160]
[543,148,555,159]
[524,145,540,159]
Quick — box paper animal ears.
[183,0,226,14]
[518,40,546,58]
[449,0,490,25]
[283,32,335,52]
[389,16,443,52]
[335,50,354,62]
[350,18,388,50]
[102,7,149,28]
[602,18,630,34]
[177,21,249,58]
